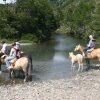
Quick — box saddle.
[10,51,25,67]
[87,48,94,53]
[84,48,94,58]
[10,58,17,67]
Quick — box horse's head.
[1,55,7,64]
[69,52,74,58]
[74,44,81,51]
[1,55,7,59]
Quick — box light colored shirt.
[9,48,16,58]
[87,38,95,48]
[1,43,7,54]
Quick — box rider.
[84,34,96,56]
[5,42,20,69]
[0,40,7,54]
[14,39,21,59]
[15,39,21,50]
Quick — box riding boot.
[84,51,88,58]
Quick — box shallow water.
[0,35,85,85]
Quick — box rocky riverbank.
[0,69,100,100]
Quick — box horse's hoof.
[24,79,27,82]
[9,75,12,78]
[86,68,89,71]
[24,77,28,82]
[28,75,32,81]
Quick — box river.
[0,34,82,85]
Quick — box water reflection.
[30,35,77,80]
[53,52,67,62]
[0,35,78,84]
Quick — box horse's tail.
[27,55,33,81]
[28,55,33,71]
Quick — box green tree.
[0,0,59,42]
[55,0,100,38]
[64,0,95,37]
[15,0,59,42]
[89,2,100,38]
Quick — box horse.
[0,54,33,82]
[69,52,83,72]
[74,44,100,70]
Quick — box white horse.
[69,52,83,72]
[0,55,33,82]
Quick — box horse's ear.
[79,44,81,46]
[1,55,5,58]
[69,52,72,54]
[70,52,73,54]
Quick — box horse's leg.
[0,59,2,74]
[9,69,12,78]
[78,63,80,72]
[71,60,75,68]
[24,59,33,82]
[23,67,28,82]
[24,72,28,82]
[28,63,33,81]
[20,70,25,79]
[85,58,90,71]
[98,58,100,70]
[9,68,14,78]
[71,62,75,71]
[81,63,83,72]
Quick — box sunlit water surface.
[0,35,86,85]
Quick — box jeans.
[83,47,91,53]
[5,56,16,68]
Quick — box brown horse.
[0,53,33,82]
[74,44,100,70]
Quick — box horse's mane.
[79,44,85,49]
[0,52,5,58]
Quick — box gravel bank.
[0,69,100,100]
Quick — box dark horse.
[0,52,33,82]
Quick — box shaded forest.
[54,0,100,39]
[0,0,100,42]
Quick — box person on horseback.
[5,42,20,69]
[0,40,7,54]
[84,35,96,57]
[15,39,21,50]
[14,39,21,59]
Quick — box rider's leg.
[83,47,90,57]
[5,56,15,68]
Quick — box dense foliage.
[0,0,100,42]
[55,0,100,39]
[0,0,59,42]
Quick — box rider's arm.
[9,48,15,56]
[1,43,7,54]
[87,40,91,47]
